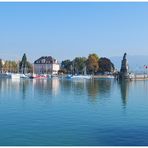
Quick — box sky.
[0,2,148,62]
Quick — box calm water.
[0,78,148,146]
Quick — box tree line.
[0,54,33,73]
[0,53,115,75]
[60,53,115,75]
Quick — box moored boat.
[20,74,30,79]
[0,73,30,79]
[0,73,11,78]
[10,73,21,79]
[30,74,48,79]
[66,75,92,79]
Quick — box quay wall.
[134,74,148,80]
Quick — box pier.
[117,53,148,81]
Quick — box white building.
[0,59,5,65]
[34,56,60,75]
[0,59,5,73]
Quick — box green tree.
[20,53,27,74]
[26,61,33,73]
[86,53,99,74]
[98,57,115,73]
[61,60,73,74]
[73,57,87,74]
[3,60,8,72]
[3,60,18,73]
[3,60,11,72]
[11,61,18,73]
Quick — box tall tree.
[3,60,8,72]
[20,53,27,74]
[98,57,115,73]
[73,57,87,74]
[61,60,73,74]
[86,53,99,74]
[11,61,18,73]
[3,60,18,73]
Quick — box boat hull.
[66,75,92,79]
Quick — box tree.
[3,60,8,72]
[26,61,33,73]
[61,60,73,74]
[73,57,87,74]
[90,53,99,61]
[2,60,18,73]
[58,69,66,74]
[20,53,27,74]
[86,53,99,74]
[98,57,115,73]
[11,61,18,73]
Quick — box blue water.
[0,78,148,146]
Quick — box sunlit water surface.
[0,78,148,146]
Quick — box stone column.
[119,53,129,79]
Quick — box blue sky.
[0,2,148,62]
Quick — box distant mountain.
[110,55,148,72]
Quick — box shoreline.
[1,73,148,81]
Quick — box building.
[0,59,5,73]
[0,59,5,65]
[34,56,60,75]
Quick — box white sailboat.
[10,61,29,79]
[70,75,92,79]
[10,73,21,79]
[66,66,92,79]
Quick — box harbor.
[1,53,148,81]
[1,2,148,146]
[0,74,148,145]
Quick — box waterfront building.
[34,56,60,75]
[0,59,5,73]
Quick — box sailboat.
[66,66,92,79]
[70,75,92,79]
[9,61,21,79]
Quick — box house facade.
[34,56,60,75]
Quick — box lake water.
[0,78,148,146]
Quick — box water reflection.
[0,79,20,93]
[118,80,130,107]
[86,79,99,101]
[52,78,60,95]
[60,79,87,96]
[0,79,30,100]
[0,78,139,106]
[19,80,30,100]
[60,79,72,92]
[32,78,60,96]
[72,80,86,96]
[86,79,112,102]
[0,78,60,102]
